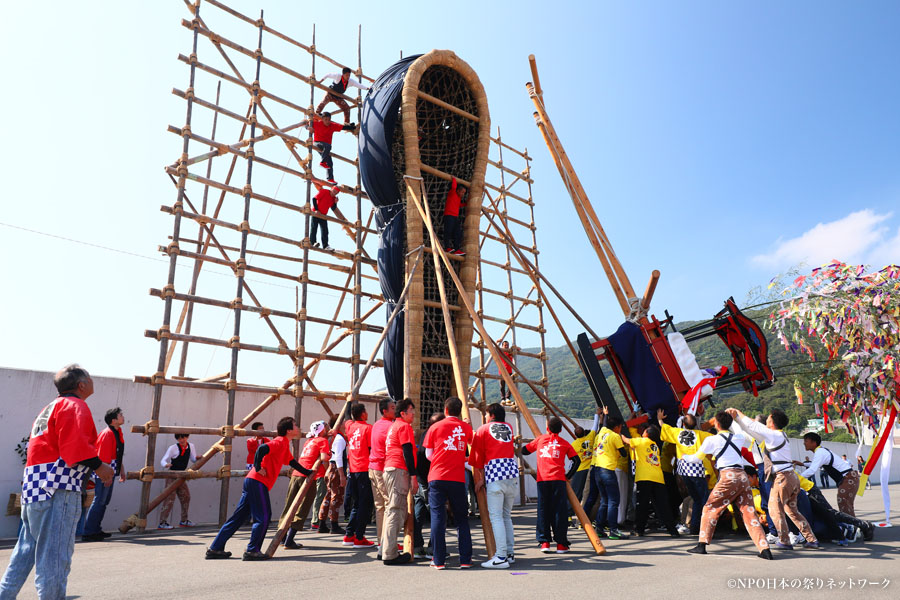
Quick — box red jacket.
[444,178,464,217]
[314,187,338,215]
[312,120,344,144]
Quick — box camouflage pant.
[318,467,346,523]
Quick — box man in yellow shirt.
[582,408,629,539]
[658,409,712,536]
[569,409,601,519]
[622,425,680,537]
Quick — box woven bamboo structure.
[126,0,553,533]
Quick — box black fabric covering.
[607,322,679,418]
[359,56,422,401]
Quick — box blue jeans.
[429,480,472,566]
[83,478,115,536]
[568,469,588,517]
[682,475,709,535]
[346,471,374,540]
[536,480,569,545]
[756,464,776,535]
[210,478,271,553]
[593,467,619,530]
[0,489,81,600]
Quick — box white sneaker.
[481,556,509,569]
[676,524,690,534]
[852,527,864,543]
[789,532,805,546]
[158,521,173,530]
[765,533,778,545]
[324,245,334,251]
[506,553,515,564]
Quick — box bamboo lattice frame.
[127,0,551,532]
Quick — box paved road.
[1,484,897,599]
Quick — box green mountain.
[471,313,855,442]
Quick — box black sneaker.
[383,552,412,565]
[318,522,330,534]
[329,522,345,535]
[81,533,106,542]
[283,540,302,550]
[242,551,270,561]
[206,548,232,560]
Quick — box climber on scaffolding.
[443,177,467,255]
[317,67,369,123]
[300,112,356,183]
[310,182,339,251]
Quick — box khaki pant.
[319,467,346,523]
[380,467,410,561]
[159,482,190,524]
[279,475,307,530]
[837,470,860,516]
[698,468,768,552]
[769,470,817,544]
[369,468,387,544]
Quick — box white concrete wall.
[0,367,341,539]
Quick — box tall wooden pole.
[406,188,605,555]
[405,176,497,558]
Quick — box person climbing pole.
[300,112,355,183]
[443,177,467,255]
[317,67,369,123]
[310,182,339,251]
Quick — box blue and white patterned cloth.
[22,459,91,504]
[676,459,706,478]
[484,457,519,484]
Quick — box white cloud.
[751,209,895,269]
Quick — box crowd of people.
[0,363,880,598]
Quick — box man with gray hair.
[0,364,114,599]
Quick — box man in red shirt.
[497,340,515,406]
[423,397,474,569]
[0,365,113,599]
[470,402,519,568]
[523,417,578,554]
[206,416,307,561]
[281,420,330,549]
[368,398,395,551]
[343,403,375,547]
[381,399,418,565]
[245,421,270,469]
[300,112,355,182]
[82,407,126,541]
[310,182,339,251]
[442,177,468,255]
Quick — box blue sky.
[1,1,898,393]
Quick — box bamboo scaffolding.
[139,2,550,537]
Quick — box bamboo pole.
[406,185,604,555]
[405,176,496,558]
[137,0,203,532]
[265,457,323,557]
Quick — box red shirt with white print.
[294,435,330,478]
[247,435,293,490]
[384,419,416,471]
[344,420,372,473]
[525,433,576,482]
[423,417,473,483]
[368,417,394,471]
